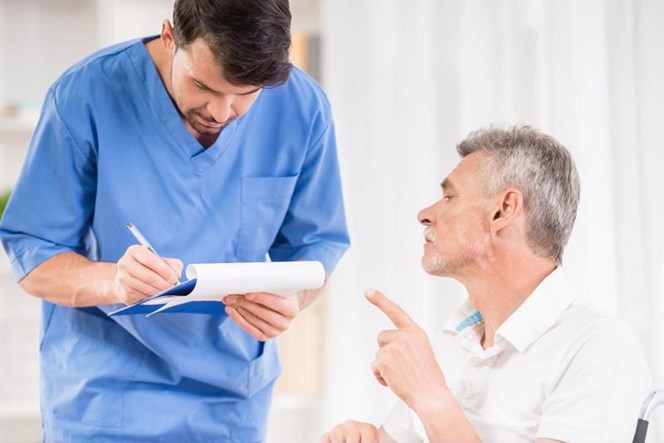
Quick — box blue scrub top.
[0,37,349,442]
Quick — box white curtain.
[321,0,664,438]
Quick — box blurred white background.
[1,0,663,442]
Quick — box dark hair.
[172,0,292,86]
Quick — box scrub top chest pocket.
[236,175,298,261]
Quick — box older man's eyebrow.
[440,178,457,192]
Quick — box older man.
[322,126,651,443]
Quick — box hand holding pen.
[110,223,183,305]
[126,223,182,284]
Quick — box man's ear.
[161,20,176,55]
[490,189,523,232]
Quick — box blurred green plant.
[0,188,11,219]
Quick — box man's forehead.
[181,38,216,64]
[178,40,260,93]
[440,151,486,190]
[180,40,222,77]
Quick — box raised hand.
[366,288,447,411]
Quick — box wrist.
[296,286,321,310]
[408,383,452,417]
[101,262,124,305]
[295,290,306,310]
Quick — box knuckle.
[329,429,343,441]
[128,244,143,258]
[230,296,245,307]
[117,260,129,273]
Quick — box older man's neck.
[462,253,557,349]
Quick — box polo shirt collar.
[443,267,575,353]
[443,298,482,334]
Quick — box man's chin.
[421,258,436,275]
[421,257,448,276]
[186,115,228,136]
[192,123,222,136]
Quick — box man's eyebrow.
[238,87,262,96]
[441,177,456,192]
[191,76,216,92]
[190,76,260,95]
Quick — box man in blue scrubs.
[0,0,349,441]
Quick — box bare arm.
[367,289,481,443]
[325,284,563,442]
[412,387,481,443]
[414,394,563,443]
[19,248,182,307]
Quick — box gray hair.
[457,125,580,265]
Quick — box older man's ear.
[489,188,524,236]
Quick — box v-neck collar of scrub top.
[443,267,576,354]
[127,36,259,174]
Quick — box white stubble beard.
[421,226,482,276]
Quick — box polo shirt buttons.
[460,369,485,409]
[460,356,498,410]
[460,378,483,409]
[469,357,484,368]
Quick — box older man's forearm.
[413,387,481,443]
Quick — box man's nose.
[208,95,233,124]
[418,204,434,226]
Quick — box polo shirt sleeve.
[268,117,349,274]
[537,319,652,443]
[0,86,97,281]
[382,400,426,443]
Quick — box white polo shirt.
[382,268,652,443]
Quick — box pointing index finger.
[365,288,415,328]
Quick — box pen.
[126,222,181,284]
